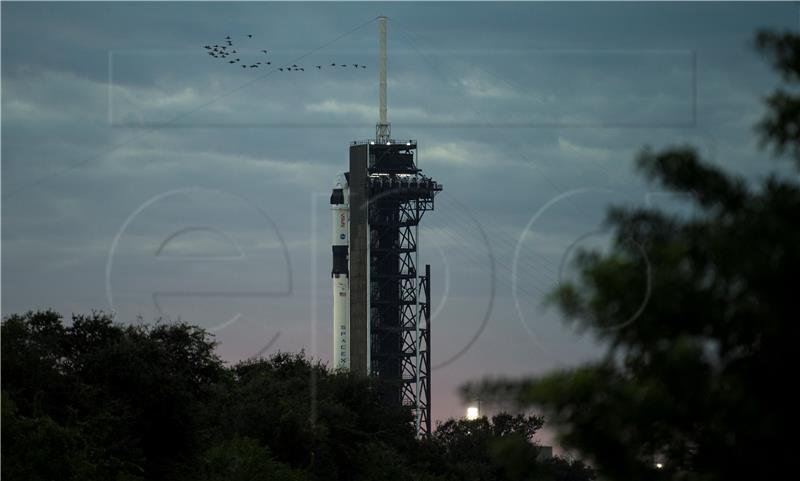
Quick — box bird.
[256,62,261,65]
[229,60,235,64]
[265,61,271,65]
[299,67,304,71]
[278,68,283,71]
[316,65,322,69]
[260,50,268,54]
[291,64,297,68]
[242,65,246,68]
[235,58,240,61]
[225,36,231,40]
[353,64,358,68]
[330,63,336,66]
[361,65,366,69]
[247,34,253,38]
[232,50,237,53]
[204,45,211,49]
[340,64,347,67]
[250,64,258,68]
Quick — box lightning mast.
[376,16,390,142]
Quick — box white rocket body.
[331,177,350,370]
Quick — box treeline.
[1,311,593,481]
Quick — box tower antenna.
[376,16,391,142]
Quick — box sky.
[2,1,798,431]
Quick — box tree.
[1,392,109,481]
[465,31,800,481]
[756,31,800,164]
[215,352,422,481]
[1,311,230,481]
[200,436,307,481]
[2,311,591,481]
[1,313,437,481]
[427,413,594,481]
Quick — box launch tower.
[330,16,441,435]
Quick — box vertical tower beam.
[349,144,370,376]
[420,264,432,435]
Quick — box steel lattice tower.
[367,142,439,435]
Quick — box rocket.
[330,175,350,370]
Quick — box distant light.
[406,142,411,146]
[655,463,663,469]
[386,141,391,145]
[466,406,479,420]
[370,141,375,145]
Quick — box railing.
[351,139,417,146]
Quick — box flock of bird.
[203,34,368,72]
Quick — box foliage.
[200,436,307,481]
[429,414,593,481]
[465,30,800,481]
[2,310,227,480]
[756,30,800,163]
[1,311,592,481]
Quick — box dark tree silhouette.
[466,30,800,481]
[2,311,592,481]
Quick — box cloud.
[305,99,374,120]
[2,69,107,123]
[424,142,480,167]
[557,136,613,163]
[458,74,517,99]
